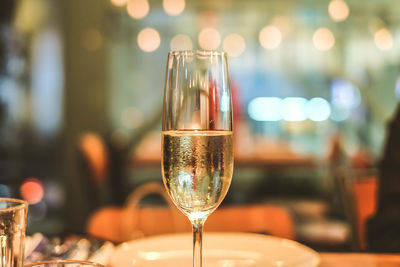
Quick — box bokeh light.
[330,101,351,121]
[137,28,161,52]
[223,33,246,57]
[307,98,331,121]
[198,27,221,50]
[259,25,282,50]
[163,0,185,16]
[328,0,350,22]
[110,0,127,7]
[248,97,283,121]
[127,0,149,19]
[20,178,44,204]
[44,182,65,207]
[121,106,143,129]
[282,97,308,121]
[0,184,11,198]
[331,79,361,109]
[374,28,393,51]
[170,34,193,51]
[313,27,335,51]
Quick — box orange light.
[374,28,393,50]
[163,0,185,16]
[328,0,350,22]
[110,0,127,7]
[313,27,335,51]
[137,28,161,52]
[198,27,221,50]
[20,178,44,204]
[127,0,149,19]
[223,34,246,57]
[259,25,282,50]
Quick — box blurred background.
[0,0,399,252]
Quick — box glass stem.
[191,218,206,267]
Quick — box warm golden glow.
[110,0,127,7]
[127,0,149,19]
[223,34,246,57]
[163,0,185,16]
[328,0,350,22]
[313,28,335,51]
[374,28,394,50]
[259,25,282,50]
[170,34,193,51]
[137,28,161,52]
[198,27,221,50]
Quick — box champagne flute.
[162,50,234,267]
[0,198,28,267]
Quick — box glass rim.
[0,197,28,211]
[168,49,226,57]
[24,260,104,267]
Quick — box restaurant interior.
[1,0,400,257]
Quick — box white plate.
[108,232,320,267]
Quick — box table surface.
[319,253,400,266]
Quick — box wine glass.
[0,198,28,267]
[161,50,234,267]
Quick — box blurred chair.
[328,137,378,250]
[78,132,111,211]
[86,182,188,242]
[351,176,378,250]
[206,204,294,239]
[327,133,379,251]
[87,182,295,242]
[79,132,109,185]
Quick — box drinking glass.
[162,50,234,267]
[0,198,28,267]
[24,260,104,267]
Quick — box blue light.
[307,98,331,121]
[0,184,10,198]
[248,97,282,121]
[330,100,351,121]
[282,97,307,121]
[330,79,361,109]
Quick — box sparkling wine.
[162,130,234,220]
[0,200,27,267]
